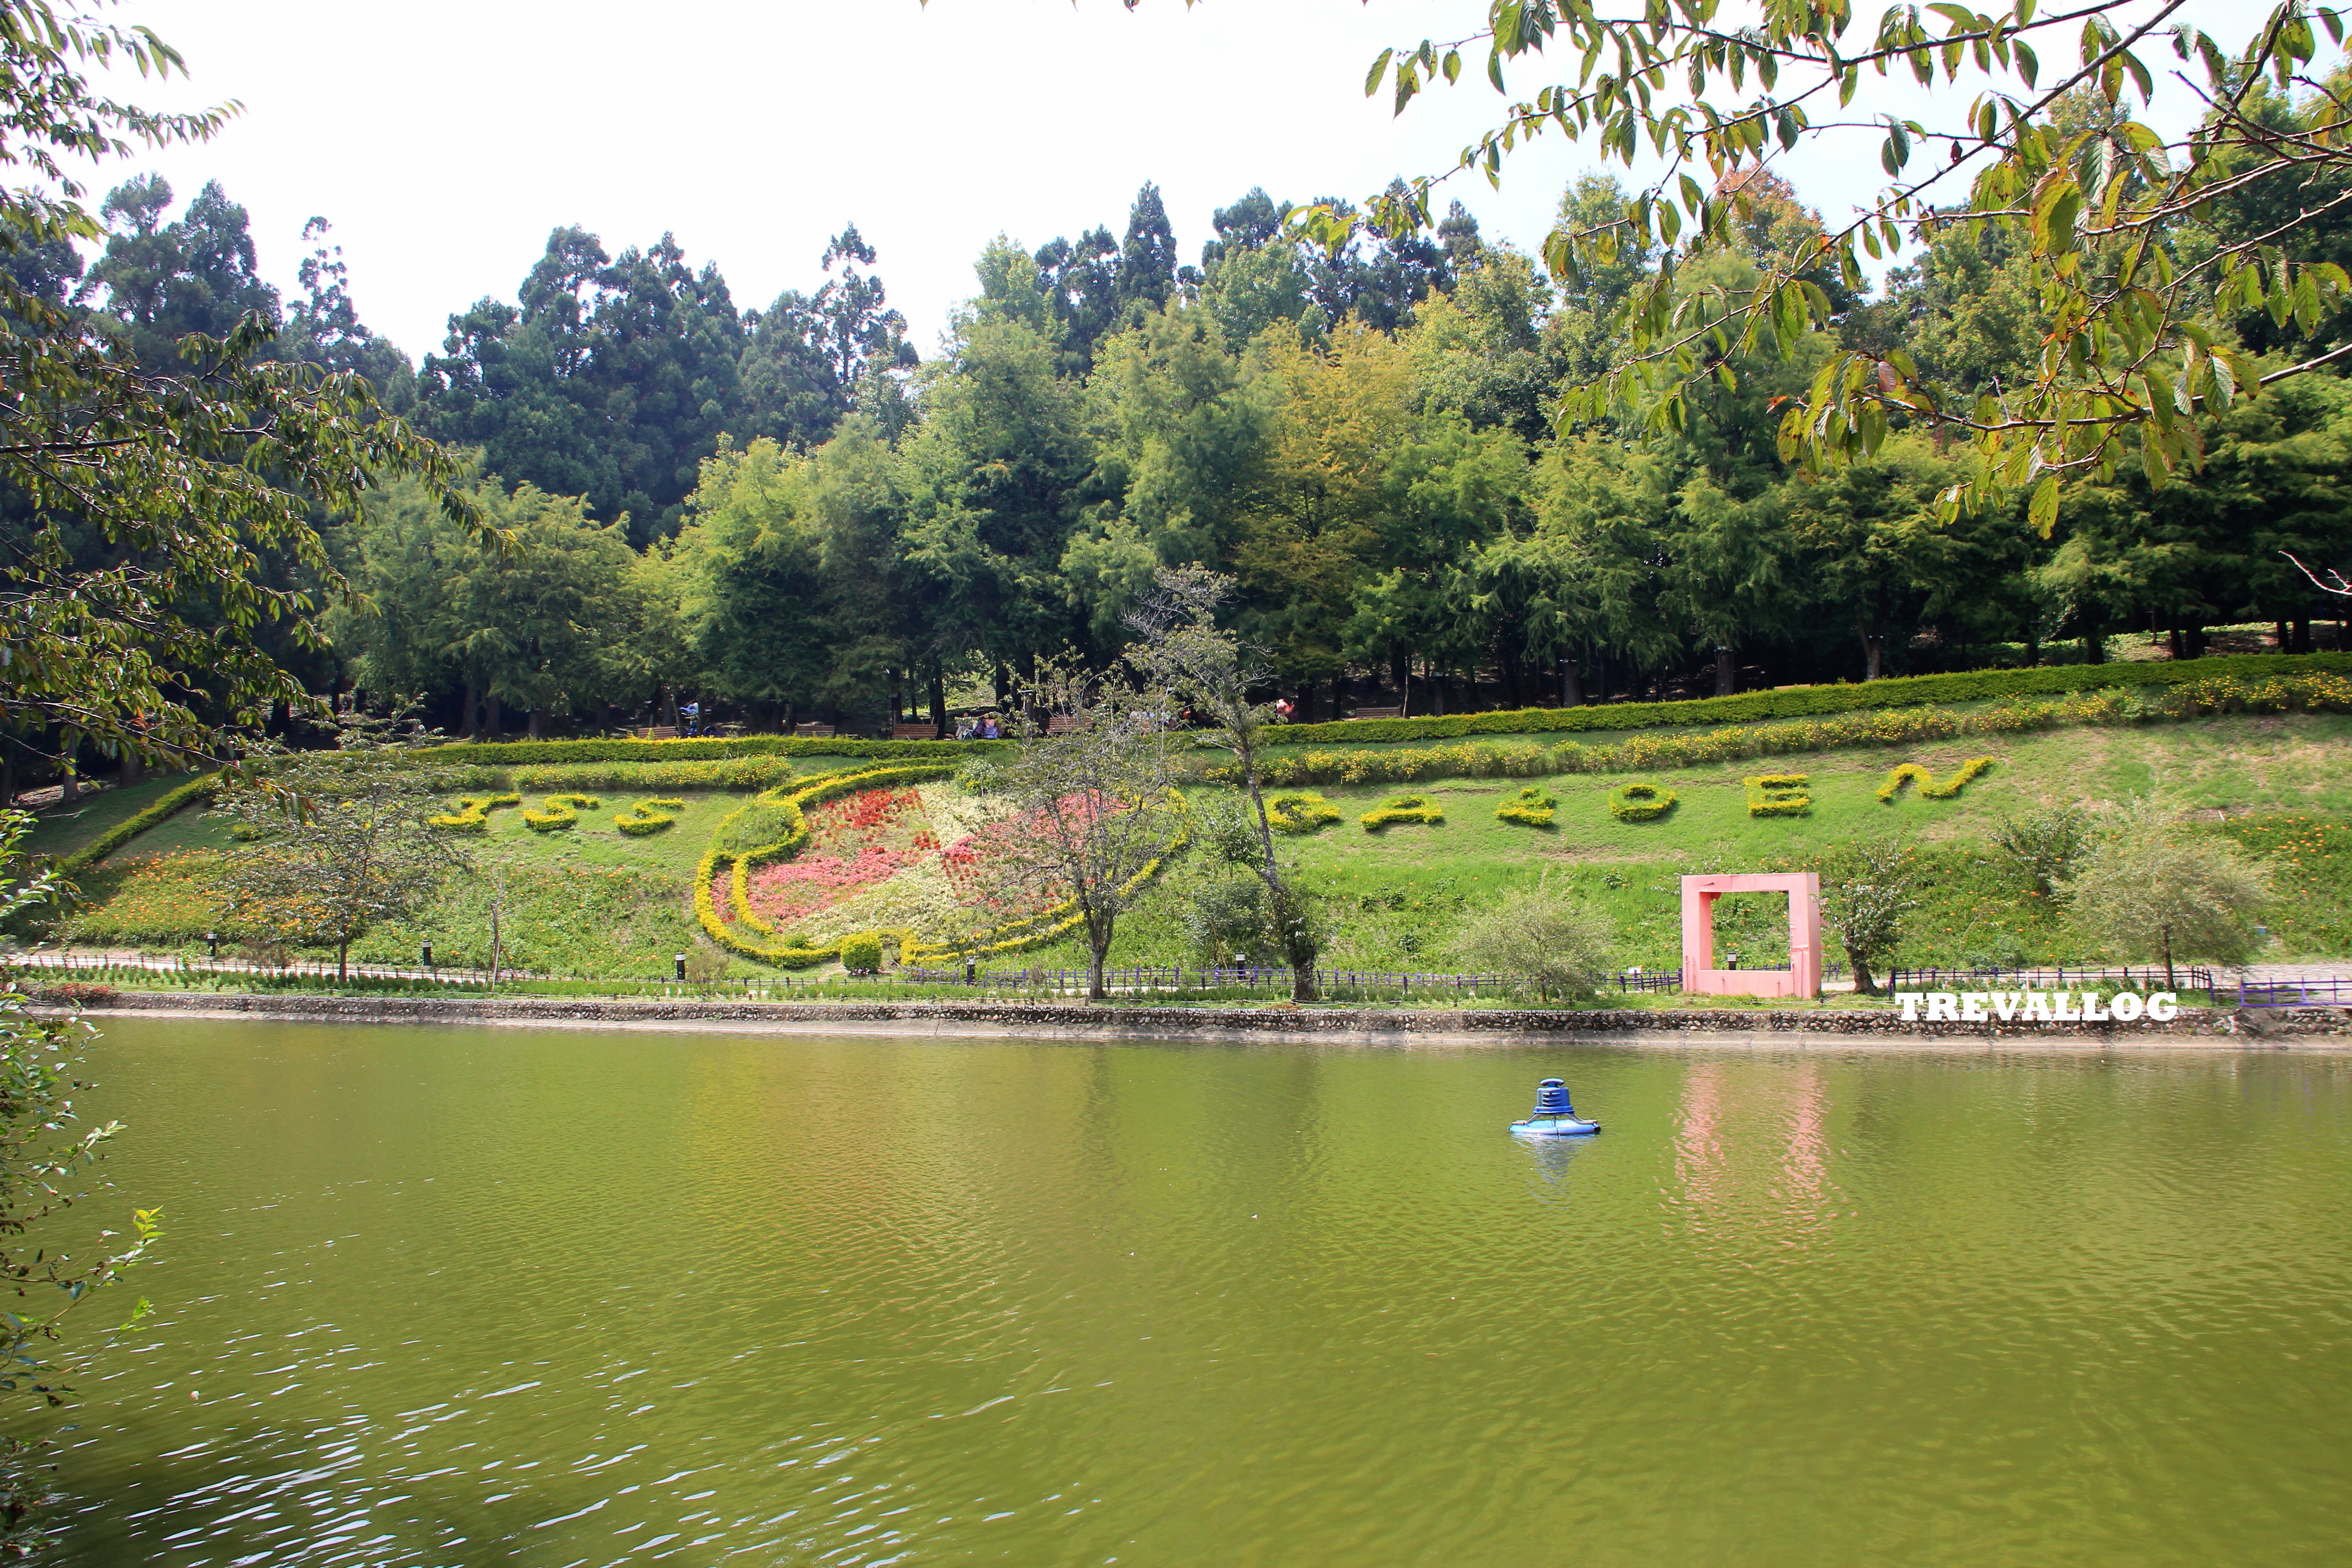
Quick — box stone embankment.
[29,986,2351,1048]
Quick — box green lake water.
[40,1020,2352,1566]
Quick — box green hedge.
[1276,652,2352,746]
[427,735,1004,766]
[55,772,218,873]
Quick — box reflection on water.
[42,1023,2352,1568]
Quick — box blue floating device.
[1510,1077,1601,1138]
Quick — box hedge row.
[1267,651,2352,746]
[429,735,1004,766]
[1226,674,2352,789]
[54,772,219,874]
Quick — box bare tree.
[971,660,1185,1000]
[1124,567,1323,1002]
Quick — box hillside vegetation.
[31,710,2352,983]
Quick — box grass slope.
[34,719,2352,979]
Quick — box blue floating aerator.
[1511,1077,1601,1138]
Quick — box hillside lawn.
[28,719,2352,981]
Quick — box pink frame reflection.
[1680,872,1823,998]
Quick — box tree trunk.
[1714,645,1736,698]
[460,678,480,740]
[119,749,142,787]
[2293,617,2312,654]
[931,668,949,739]
[1861,633,1884,682]
[2082,620,2105,664]
[2161,926,2175,992]
[338,941,349,984]
[1844,941,1876,997]
[1088,928,1109,1000]
[485,693,504,738]
[1560,657,1582,708]
[527,707,543,741]
[56,755,76,806]
[2276,619,2291,652]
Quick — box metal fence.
[2235,977,2352,1009]
[1883,965,2215,993]
[895,964,1662,1000]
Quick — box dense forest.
[24,80,2352,747]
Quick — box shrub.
[1360,794,1444,831]
[1264,652,2352,747]
[1496,784,1557,827]
[614,797,688,836]
[838,931,884,973]
[1607,781,1677,822]
[1264,791,1343,833]
[1877,758,1994,802]
[428,792,521,832]
[1745,774,1811,818]
[522,794,600,833]
[513,757,799,793]
[1450,873,1615,1000]
[1991,805,2092,897]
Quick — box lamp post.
[206,930,217,960]
[675,952,687,983]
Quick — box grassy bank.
[24,714,2352,982]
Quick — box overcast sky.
[94,0,2277,362]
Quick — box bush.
[838,931,884,973]
[513,757,799,793]
[1360,794,1445,831]
[522,794,600,833]
[1745,774,1811,818]
[614,797,687,836]
[1990,804,2092,897]
[1496,784,1557,827]
[1607,781,1676,822]
[428,792,521,832]
[1264,790,1342,834]
[1264,652,2352,747]
[1451,874,1615,1000]
[1877,758,1994,802]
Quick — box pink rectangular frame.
[1681,872,1823,998]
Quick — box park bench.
[892,722,940,740]
[794,722,835,738]
[633,725,678,740]
[1046,714,1081,734]
[1349,706,1403,720]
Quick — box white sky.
[94,0,2278,362]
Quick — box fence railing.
[1883,964,2215,993]
[895,964,1674,999]
[2236,977,2352,1009]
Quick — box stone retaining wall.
[33,987,2352,1044]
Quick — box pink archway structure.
[1681,872,1824,999]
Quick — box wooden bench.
[1348,706,1403,721]
[793,722,835,739]
[634,726,679,740]
[892,722,940,740]
[1046,715,1081,735]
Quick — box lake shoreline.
[41,988,2352,1051]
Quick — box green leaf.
[2015,39,2038,86]
[2028,475,2060,536]
[1364,47,1393,97]
[1443,48,1462,84]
